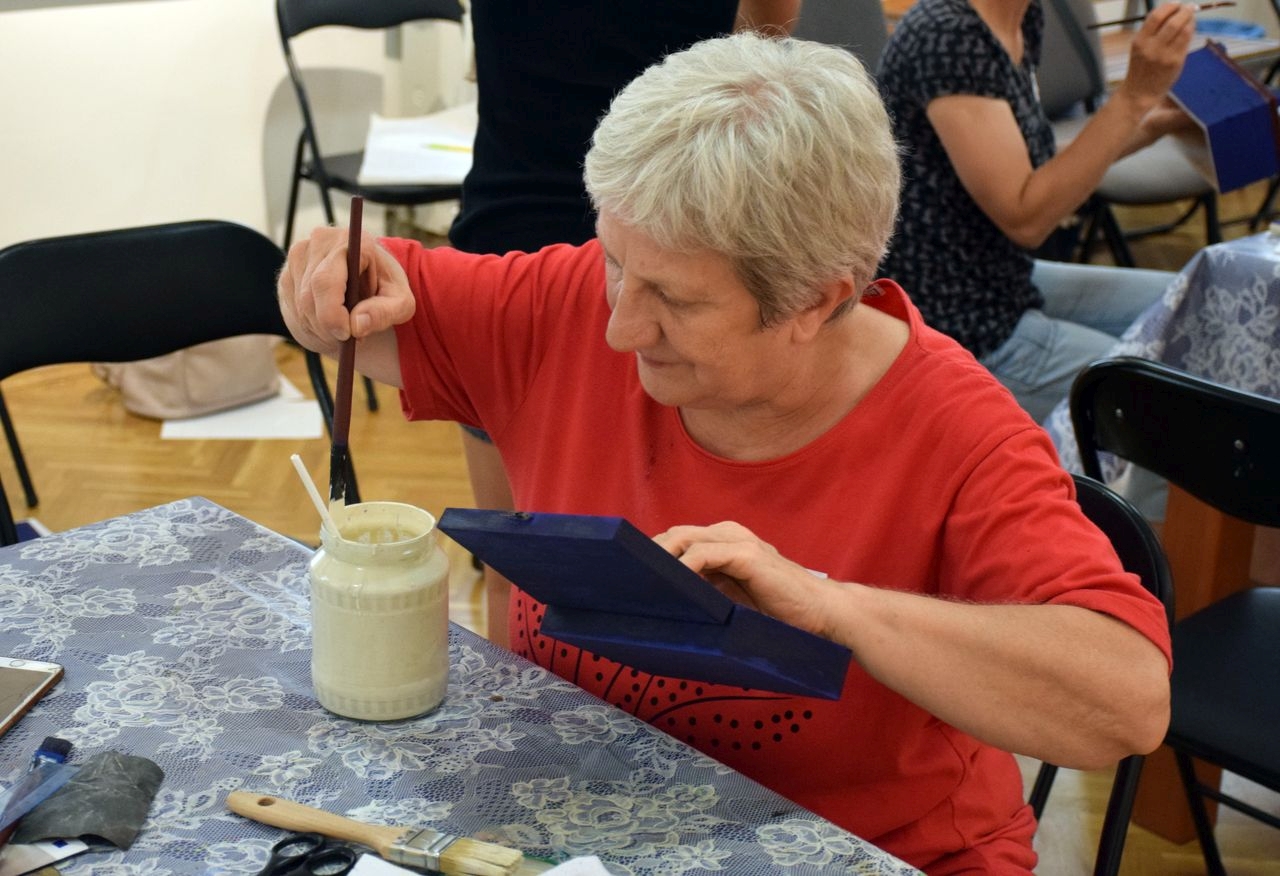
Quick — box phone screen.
[0,659,63,739]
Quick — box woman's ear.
[791,276,858,342]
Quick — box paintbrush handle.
[227,790,406,856]
[330,197,365,503]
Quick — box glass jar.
[309,501,450,721]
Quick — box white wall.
[0,0,470,250]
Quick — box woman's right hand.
[277,226,416,388]
[278,226,416,358]
[1117,2,1197,116]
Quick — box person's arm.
[926,2,1194,249]
[277,226,414,387]
[736,0,802,34]
[655,521,1170,769]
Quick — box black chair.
[276,0,465,250]
[1071,356,1280,875]
[0,221,352,547]
[1028,473,1174,876]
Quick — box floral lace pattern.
[1045,234,1280,477]
[0,498,918,875]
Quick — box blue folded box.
[1170,41,1280,193]
[439,508,853,699]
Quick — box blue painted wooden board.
[439,509,852,699]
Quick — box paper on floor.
[160,377,323,440]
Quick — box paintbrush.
[330,196,364,506]
[227,790,541,876]
[1088,0,1234,29]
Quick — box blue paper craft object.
[1170,42,1280,193]
[438,509,852,699]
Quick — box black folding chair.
[0,220,351,546]
[276,0,465,250]
[1028,473,1174,876]
[1071,356,1280,875]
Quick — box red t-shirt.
[389,239,1171,874]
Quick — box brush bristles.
[439,837,525,876]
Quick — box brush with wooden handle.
[227,790,546,876]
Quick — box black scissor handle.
[260,832,359,876]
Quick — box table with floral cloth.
[1044,231,1280,474]
[0,498,919,876]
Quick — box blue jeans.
[980,260,1174,425]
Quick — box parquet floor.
[1,184,1278,874]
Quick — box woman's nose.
[605,283,657,353]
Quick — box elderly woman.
[279,33,1170,874]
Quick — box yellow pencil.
[425,142,473,153]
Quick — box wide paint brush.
[330,196,364,506]
[226,790,548,875]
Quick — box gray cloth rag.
[11,751,163,849]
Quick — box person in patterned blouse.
[877,0,1195,423]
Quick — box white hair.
[584,32,900,324]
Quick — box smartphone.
[0,658,63,740]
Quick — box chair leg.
[1077,202,1105,264]
[0,476,18,547]
[1250,177,1280,233]
[1203,192,1221,245]
[1099,205,1136,267]
[283,132,308,252]
[1029,762,1059,821]
[1093,754,1144,876]
[0,389,38,508]
[1174,751,1228,876]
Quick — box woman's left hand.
[654,522,835,637]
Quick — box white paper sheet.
[0,838,89,876]
[357,102,477,185]
[160,377,324,440]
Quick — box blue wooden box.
[438,509,853,699]
[1170,41,1280,193]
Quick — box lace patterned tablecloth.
[0,498,918,875]
[1045,233,1280,475]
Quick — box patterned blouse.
[877,0,1055,358]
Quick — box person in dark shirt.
[450,1,801,643]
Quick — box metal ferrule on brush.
[389,826,454,869]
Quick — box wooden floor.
[2,185,1279,874]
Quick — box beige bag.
[93,336,281,420]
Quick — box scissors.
[256,832,362,876]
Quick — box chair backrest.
[275,0,465,179]
[1029,473,1173,875]
[792,0,890,72]
[1073,472,1175,623]
[1038,0,1106,118]
[276,0,463,40]
[0,220,301,547]
[1070,357,1280,528]
[0,221,290,379]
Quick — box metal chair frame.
[1029,473,1174,876]
[0,220,352,547]
[1070,356,1280,875]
